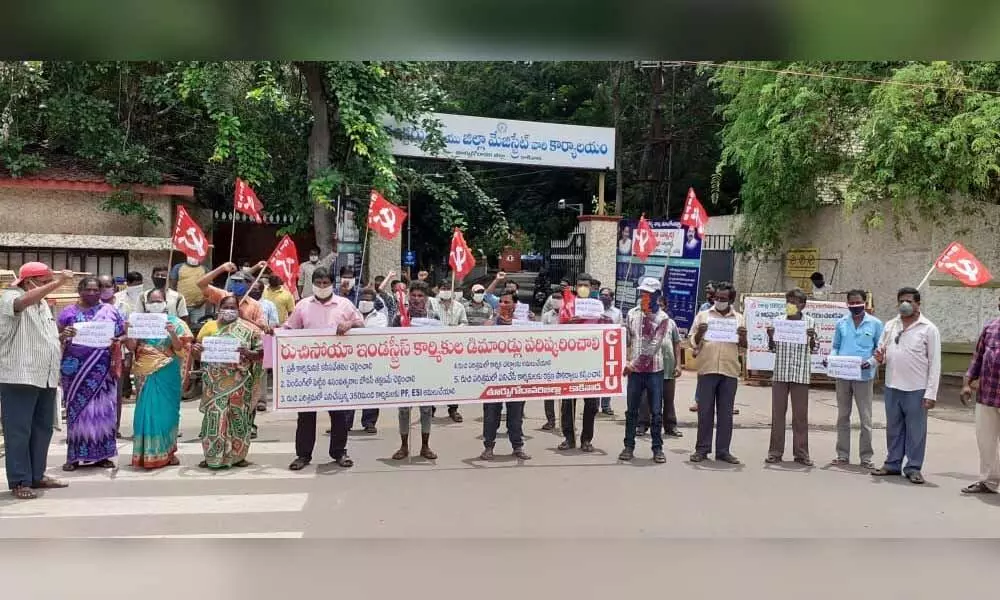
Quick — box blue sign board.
[403,250,417,267]
[614,219,703,334]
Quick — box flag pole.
[916,263,936,291]
[228,205,237,264]
[356,225,370,306]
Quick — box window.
[0,247,129,280]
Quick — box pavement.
[0,375,995,539]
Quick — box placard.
[263,334,274,370]
[201,336,241,364]
[71,321,116,349]
[744,296,848,373]
[825,355,863,381]
[128,312,168,339]
[705,317,739,343]
[772,319,807,344]
[410,317,443,328]
[513,302,530,321]
[573,298,605,320]
[273,324,625,412]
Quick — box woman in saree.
[191,294,263,469]
[57,276,126,471]
[125,289,192,469]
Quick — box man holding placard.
[829,289,883,469]
[558,273,608,453]
[689,282,747,464]
[765,289,818,466]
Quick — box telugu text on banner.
[743,296,848,373]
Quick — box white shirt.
[880,314,941,400]
[603,306,623,325]
[434,299,468,327]
[142,288,189,319]
[363,310,389,328]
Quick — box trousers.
[483,402,525,449]
[295,410,350,460]
[883,387,927,474]
[399,406,433,435]
[624,372,664,451]
[638,378,677,432]
[834,378,874,462]
[694,374,738,457]
[561,397,598,444]
[768,381,810,460]
[975,403,1000,490]
[0,384,57,489]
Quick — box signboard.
[273,324,624,412]
[614,219,703,335]
[403,250,417,267]
[786,247,819,278]
[382,113,615,170]
[743,296,848,373]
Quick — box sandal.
[541,421,556,431]
[765,455,781,464]
[906,471,925,485]
[618,448,634,461]
[96,459,116,469]
[448,410,464,423]
[581,441,594,453]
[364,426,378,434]
[871,468,901,477]
[32,477,68,489]
[831,458,849,466]
[512,448,531,460]
[167,456,181,467]
[962,482,997,495]
[288,457,310,471]
[392,447,409,461]
[11,485,37,500]
[336,455,354,468]
[480,448,495,461]
[62,462,78,472]
[233,460,251,468]
[558,440,576,451]
[197,460,209,469]
[653,451,667,464]
[420,447,438,460]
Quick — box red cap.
[12,262,53,286]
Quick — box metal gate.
[698,235,735,306]
[547,223,586,284]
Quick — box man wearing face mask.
[338,266,358,305]
[871,287,941,484]
[480,290,532,461]
[299,249,322,298]
[390,281,440,460]
[599,287,622,416]
[466,284,495,327]
[558,273,607,452]
[146,266,189,321]
[430,278,468,423]
[247,281,279,331]
[829,289,883,469]
[170,255,211,326]
[960,295,1000,495]
[538,291,563,430]
[196,262,269,330]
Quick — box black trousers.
[544,399,556,424]
[346,409,380,429]
[295,410,351,460]
[561,398,598,444]
[638,379,678,432]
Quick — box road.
[0,376,995,538]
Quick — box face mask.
[146,302,166,314]
[152,276,167,289]
[359,300,375,314]
[438,290,453,301]
[309,255,319,263]
[499,304,515,319]
[248,289,263,301]
[126,284,143,299]
[785,303,800,316]
[848,304,866,317]
[600,296,612,308]
[714,301,730,312]
[186,257,200,267]
[576,286,591,298]
[233,284,250,297]
[313,285,333,300]
[341,278,355,289]
[100,288,115,301]
[472,292,485,303]
[218,309,239,324]
[898,301,915,317]
[81,290,101,305]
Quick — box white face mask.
[126,284,143,299]
[714,300,730,312]
[438,290,453,301]
[186,257,200,267]
[341,278,355,289]
[551,300,563,310]
[358,300,375,314]
[313,285,333,300]
[146,302,166,314]
[472,292,485,303]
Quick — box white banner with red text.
[272,324,625,412]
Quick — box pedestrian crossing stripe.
[103,532,305,538]
[0,493,309,519]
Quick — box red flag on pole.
[368,190,407,240]
[632,214,657,262]
[680,187,709,239]
[394,282,410,327]
[234,178,264,223]
[935,242,993,287]
[449,228,476,280]
[172,206,209,261]
[267,235,300,295]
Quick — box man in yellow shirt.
[170,256,210,325]
[262,274,296,325]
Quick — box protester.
[392,281,439,460]
[359,288,389,327]
[374,273,399,325]
[541,278,572,315]
[689,282,727,414]
[170,254,211,325]
[338,265,358,304]
[689,281,747,464]
[960,296,1000,494]
[147,266,189,321]
[114,271,145,431]
[480,290,531,461]
[539,291,562,430]
[559,273,605,452]
[638,295,683,438]
[0,263,72,499]
[599,287,623,416]
[484,271,521,309]
[830,289,883,469]
[765,288,818,466]
[619,278,670,463]
[285,268,364,470]
[248,280,279,331]
[466,283,495,327]
[191,294,263,469]
[433,278,467,423]
[126,289,192,469]
[57,276,127,471]
[263,273,296,325]
[97,275,117,306]
[810,272,830,300]
[227,260,264,294]
[196,262,268,329]
[299,249,321,298]
[871,287,941,484]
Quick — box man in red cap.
[0,262,74,499]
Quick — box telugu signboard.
[273,324,625,412]
[382,113,615,170]
[614,218,703,335]
[743,296,848,373]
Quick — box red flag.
[267,235,300,295]
[172,206,209,261]
[934,242,993,287]
[448,228,476,280]
[234,178,264,223]
[367,190,407,240]
[394,283,410,327]
[680,187,709,239]
[632,215,657,262]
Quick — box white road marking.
[4,464,317,483]
[102,531,304,539]
[0,493,309,519]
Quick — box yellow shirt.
[262,286,296,324]
[689,307,745,379]
[175,264,207,307]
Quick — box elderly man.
[0,262,73,499]
[960,296,1000,495]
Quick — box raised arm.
[197,262,237,292]
[12,270,73,312]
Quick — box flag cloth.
[680,187,709,239]
[935,241,993,287]
[267,235,300,295]
[172,206,209,261]
[632,215,657,262]
[234,178,264,223]
[448,228,476,280]
[368,190,407,240]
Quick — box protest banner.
[127,312,168,339]
[826,355,863,380]
[273,324,625,412]
[573,298,604,320]
[201,336,241,364]
[71,321,116,348]
[705,317,738,343]
[744,296,848,373]
[513,303,530,321]
[772,319,807,344]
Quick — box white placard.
[71,321,116,349]
[512,319,545,327]
[772,319,807,344]
[826,355,863,381]
[128,312,168,339]
[513,303,530,321]
[744,297,849,373]
[573,298,605,320]
[705,317,739,343]
[201,336,241,364]
[410,317,443,328]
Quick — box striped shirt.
[968,318,1000,408]
[0,288,62,388]
[771,315,815,385]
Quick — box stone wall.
[0,187,172,238]
[580,216,618,291]
[368,233,401,285]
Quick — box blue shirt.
[831,313,884,381]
